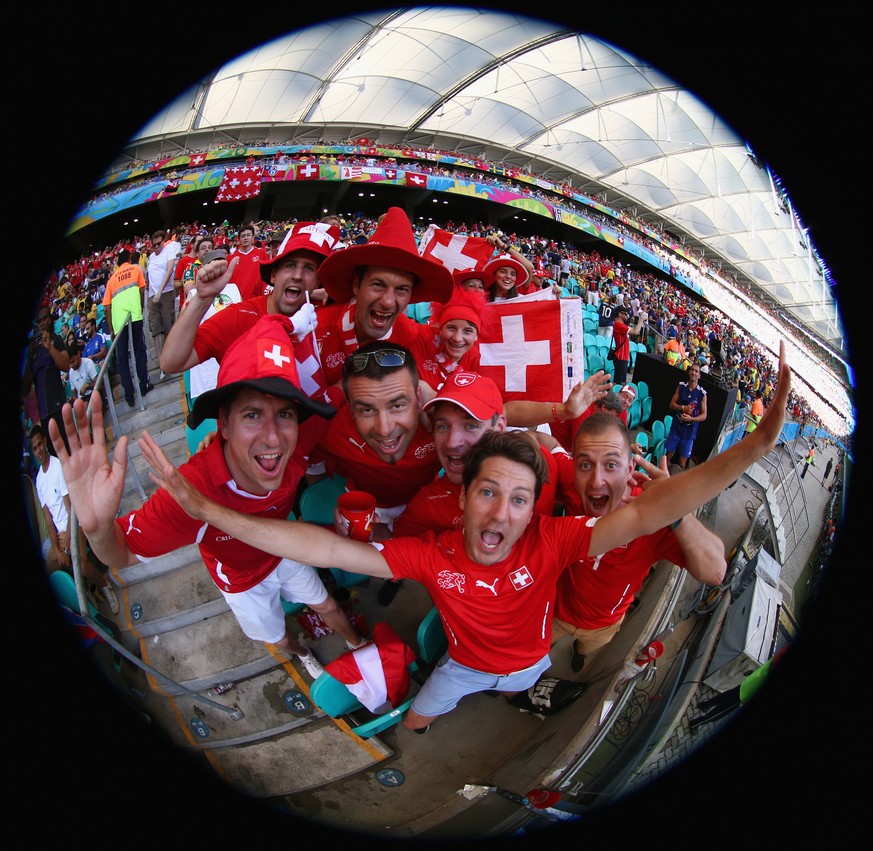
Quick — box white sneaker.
[297,649,324,679]
[101,584,120,615]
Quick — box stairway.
[96,347,395,800]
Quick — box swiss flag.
[478,295,584,403]
[295,161,320,180]
[405,171,428,188]
[324,622,416,713]
[418,225,493,273]
[215,165,264,202]
[384,167,397,180]
[189,152,207,167]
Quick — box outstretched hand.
[139,430,214,522]
[47,391,128,536]
[629,452,670,492]
[563,370,613,419]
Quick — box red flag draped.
[215,165,264,202]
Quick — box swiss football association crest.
[508,566,534,590]
[453,372,477,386]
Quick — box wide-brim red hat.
[189,314,336,427]
[483,253,531,287]
[452,267,495,289]
[317,207,453,305]
[259,222,341,284]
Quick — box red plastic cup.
[337,491,377,542]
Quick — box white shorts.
[220,558,328,644]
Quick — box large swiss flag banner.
[478,293,585,402]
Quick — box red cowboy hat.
[316,207,453,304]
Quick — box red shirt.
[381,513,597,674]
[193,295,269,364]
[307,402,440,508]
[316,302,421,386]
[117,437,304,593]
[555,525,685,629]
[393,445,574,537]
[229,246,269,300]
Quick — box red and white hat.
[452,267,494,289]
[618,384,637,401]
[188,314,337,427]
[430,286,487,330]
[482,252,531,286]
[258,221,341,284]
[317,207,453,304]
[422,371,504,421]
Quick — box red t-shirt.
[380,513,597,673]
[117,437,304,593]
[307,402,440,508]
[393,445,572,537]
[555,525,685,629]
[229,246,269,301]
[316,302,421,386]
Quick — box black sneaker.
[413,725,430,735]
[377,579,404,606]
[142,382,155,395]
[570,644,586,673]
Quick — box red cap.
[619,384,637,400]
[188,314,336,427]
[423,371,504,421]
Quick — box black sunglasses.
[347,349,407,372]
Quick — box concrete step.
[118,559,226,637]
[146,665,326,748]
[113,542,203,587]
[139,610,282,695]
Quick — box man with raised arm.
[138,344,790,733]
[49,313,365,680]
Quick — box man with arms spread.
[139,344,791,732]
[50,314,364,679]
[553,412,726,673]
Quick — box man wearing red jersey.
[228,221,269,300]
[140,345,790,732]
[313,207,453,385]
[552,413,726,673]
[50,314,364,680]
[305,341,441,605]
[393,371,577,537]
[158,222,341,389]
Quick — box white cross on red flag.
[477,293,584,403]
[418,225,493,273]
[405,170,428,188]
[215,165,264,202]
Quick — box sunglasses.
[347,349,407,372]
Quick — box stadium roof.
[126,7,842,356]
